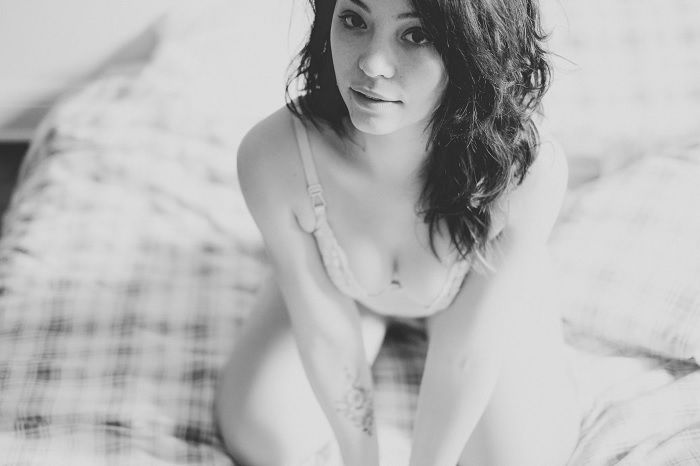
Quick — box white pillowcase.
[550,146,700,364]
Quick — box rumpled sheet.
[0,2,699,465]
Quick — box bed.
[1,1,699,465]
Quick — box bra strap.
[292,117,327,223]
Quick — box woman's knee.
[215,340,336,465]
[214,285,388,465]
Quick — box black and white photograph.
[0,0,699,465]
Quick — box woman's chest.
[324,191,462,308]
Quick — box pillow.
[550,142,700,364]
[0,67,268,464]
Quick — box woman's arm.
[409,234,547,466]
[408,136,568,466]
[237,116,381,466]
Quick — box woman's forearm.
[409,348,504,466]
[296,334,381,466]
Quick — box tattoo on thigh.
[335,368,375,436]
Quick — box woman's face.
[330,0,447,136]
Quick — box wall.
[0,0,184,140]
[0,0,311,142]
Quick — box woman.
[215,0,581,464]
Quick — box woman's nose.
[358,36,396,79]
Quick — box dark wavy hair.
[285,0,551,262]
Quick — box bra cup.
[313,214,471,315]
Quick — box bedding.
[1,1,699,465]
[550,145,700,364]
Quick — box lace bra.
[292,116,472,317]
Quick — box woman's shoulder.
[237,106,316,233]
[237,105,297,170]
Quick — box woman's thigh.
[214,275,387,465]
[458,266,582,466]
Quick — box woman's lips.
[352,87,400,101]
[350,88,401,109]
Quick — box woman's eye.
[338,12,366,29]
[403,28,431,45]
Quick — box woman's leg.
[214,276,387,466]
[457,256,582,466]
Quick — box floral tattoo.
[335,368,375,436]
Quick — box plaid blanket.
[1,2,699,464]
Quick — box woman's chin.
[347,112,401,136]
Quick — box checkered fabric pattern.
[542,0,700,159]
[550,145,700,364]
[0,70,263,464]
[567,358,700,465]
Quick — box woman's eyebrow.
[396,11,419,19]
[348,0,371,13]
[347,0,419,19]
